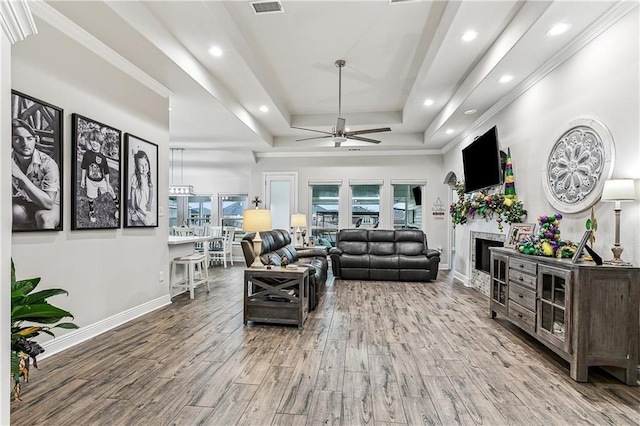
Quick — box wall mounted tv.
[462,125,504,193]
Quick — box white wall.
[249,155,450,267]
[444,10,639,282]
[11,19,171,348]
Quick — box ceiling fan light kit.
[293,59,391,147]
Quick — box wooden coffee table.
[244,266,310,328]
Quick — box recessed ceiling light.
[499,75,514,83]
[423,99,434,106]
[345,127,350,132]
[446,128,454,134]
[461,30,477,42]
[168,107,172,112]
[546,22,571,37]
[259,105,269,112]
[208,46,223,57]
[464,109,477,115]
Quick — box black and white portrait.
[71,114,122,230]
[11,91,64,232]
[124,134,158,228]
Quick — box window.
[392,184,423,230]
[187,196,213,227]
[219,193,248,242]
[310,184,340,247]
[351,184,380,229]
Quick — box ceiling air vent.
[250,1,284,14]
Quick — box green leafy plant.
[11,260,78,401]
[449,181,527,231]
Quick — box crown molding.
[28,0,172,99]
[255,148,442,159]
[0,0,37,44]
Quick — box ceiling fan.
[292,59,391,147]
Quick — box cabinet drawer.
[510,258,537,276]
[508,302,536,334]
[509,269,536,290]
[508,283,536,311]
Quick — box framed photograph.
[11,91,64,232]
[505,223,536,248]
[572,230,592,264]
[124,134,158,228]
[71,114,121,230]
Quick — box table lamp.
[291,213,307,246]
[601,178,637,266]
[243,209,272,268]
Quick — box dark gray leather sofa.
[329,229,440,282]
[241,229,328,310]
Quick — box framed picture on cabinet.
[124,134,158,228]
[505,223,536,248]
[571,230,592,264]
[11,90,64,232]
[71,114,122,230]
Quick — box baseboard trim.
[453,271,469,286]
[39,295,171,360]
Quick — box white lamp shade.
[243,209,272,232]
[291,213,307,228]
[601,179,637,202]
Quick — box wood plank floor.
[11,266,640,425]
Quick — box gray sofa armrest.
[328,247,342,256]
[298,247,328,258]
[425,248,440,259]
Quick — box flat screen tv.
[462,126,504,193]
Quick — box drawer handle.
[518,294,523,298]
[519,264,524,268]
[519,277,524,281]
[517,313,523,318]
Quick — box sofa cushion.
[369,242,395,255]
[341,241,368,255]
[398,255,431,269]
[370,254,398,269]
[368,230,395,242]
[341,253,369,268]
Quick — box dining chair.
[209,226,235,267]
[172,226,194,236]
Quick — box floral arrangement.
[449,181,527,231]
[516,213,577,258]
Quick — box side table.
[244,266,310,328]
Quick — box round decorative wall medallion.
[541,118,615,214]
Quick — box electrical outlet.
[158,271,164,282]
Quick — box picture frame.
[11,91,64,232]
[505,223,536,248]
[571,230,592,264]
[124,133,158,228]
[71,114,122,230]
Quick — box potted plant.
[10,260,78,401]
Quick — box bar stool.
[169,253,209,299]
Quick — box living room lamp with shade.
[601,178,638,266]
[243,209,272,268]
[291,213,307,246]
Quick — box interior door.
[264,172,297,231]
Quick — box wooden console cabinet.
[490,247,639,385]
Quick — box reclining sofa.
[241,229,328,310]
[329,229,440,282]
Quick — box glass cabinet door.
[537,265,571,351]
[490,253,508,317]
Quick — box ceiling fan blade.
[295,135,333,142]
[347,127,391,136]
[347,135,381,144]
[291,126,333,135]
[335,117,346,134]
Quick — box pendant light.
[169,148,195,196]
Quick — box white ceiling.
[48,0,630,156]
